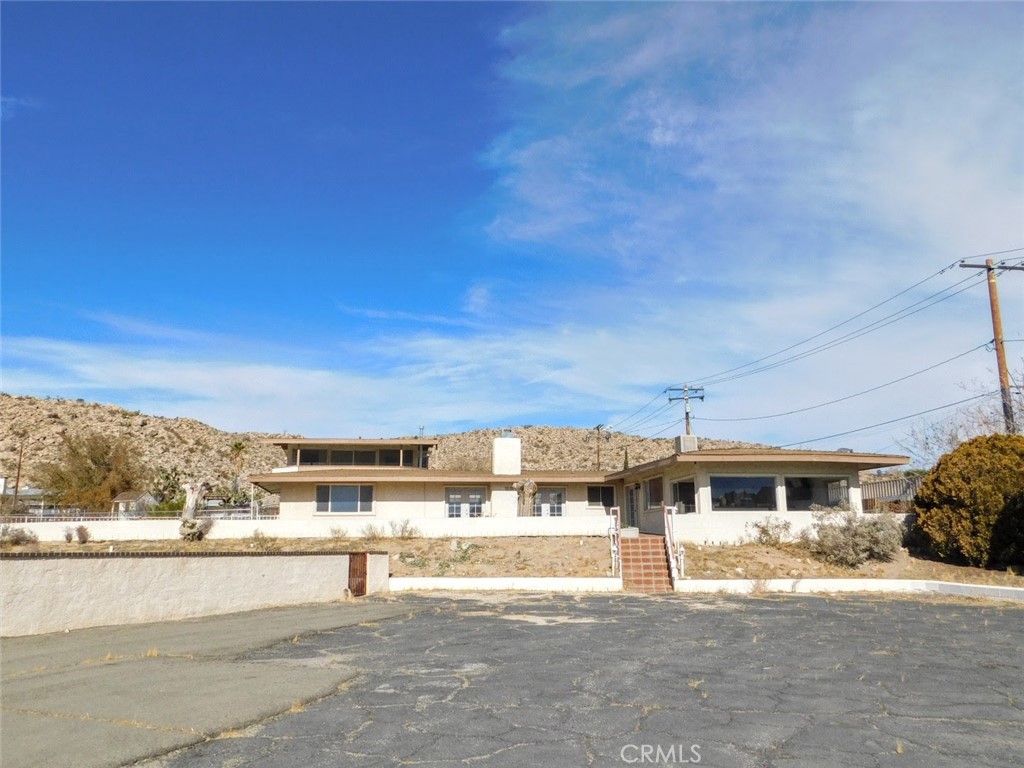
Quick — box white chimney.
[675,435,698,453]
[492,433,522,475]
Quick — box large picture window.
[785,477,849,510]
[710,476,776,510]
[533,487,565,517]
[316,485,373,513]
[446,487,485,518]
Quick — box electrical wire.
[694,342,989,422]
[605,389,667,433]
[670,257,968,388]
[695,271,986,388]
[777,392,997,448]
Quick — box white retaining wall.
[11,516,614,542]
[0,552,390,637]
[673,578,1024,601]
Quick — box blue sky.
[2,2,1022,455]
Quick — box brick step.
[619,534,673,593]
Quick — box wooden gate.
[348,552,367,597]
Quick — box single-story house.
[110,491,157,517]
[250,433,908,543]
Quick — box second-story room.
[269,438,438,471]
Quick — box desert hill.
[0,394,765,497]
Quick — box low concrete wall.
[673,578,1024,601]
[12,516,613,542]
[390,577,623,593]
[0,552,389,637]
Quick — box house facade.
[250,433,908,543]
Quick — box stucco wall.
[0,552,389,637]
[9,515,615,542]
[278,481,608,522]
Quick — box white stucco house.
[249,433,908,543]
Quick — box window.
[379,449,401,466]
[784,477,849,511]
[533,487,565,517]
[353,450,376,466]
[298,449,328,465]
[330,450,354,465]
[671,481,696,513]
[710,476,776,510]
[316,485,373,513]
[587,485,615,509]
[446,487,485,518]
[644,478,664,509]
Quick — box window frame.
[533,487,566,517]
[445,487,486,518]
[315,484,374,514]
[709,475,777,511]
[587,485,616,509]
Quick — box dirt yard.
[5,534,1022,585]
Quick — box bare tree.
[899,361,1023,467]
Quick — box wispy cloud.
[0,95,40,121]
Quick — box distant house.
[249,433,908,543]
[110,491,157,518]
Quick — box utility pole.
[960,258,1023,434]
[667,385,705,436]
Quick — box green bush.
[913,434,1024,566]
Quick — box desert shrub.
[388,519,420,539]
[247,528,280,551]
[989,492,1024,566]
[75,525,91,544]
[360,523,387,541]
[64,526,74,543]
[808,508,903,568]
[913,434,1024,566]
[329,527,347,539]
[0,525,39,547]
[747,516,793,546]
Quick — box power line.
[673,257,969,388]
[694,342,989,422]
[695,271,986,388]
[777,392,996,448]
[606,389,667,432]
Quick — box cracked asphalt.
[4,593,1022,768]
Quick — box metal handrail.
[663,505,680,587]
[608,507,622,577]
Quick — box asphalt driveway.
[4,593,1022,768]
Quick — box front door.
[626,486,639,528]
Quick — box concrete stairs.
[620,534,673,593]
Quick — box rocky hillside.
[0,394,766,495]
[427,427,763,472]
[0,394,291,493]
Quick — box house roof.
[249,469,608,494]
[265,438,439,448]
[605,448,909,480]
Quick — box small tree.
[31,432,150,513]
[913,434,1024,566]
